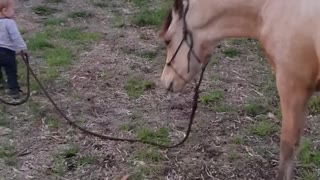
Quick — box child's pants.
[0,47,19,90]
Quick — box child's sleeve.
[6,19,27,52]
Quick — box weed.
[137,127,169,145]
[200,90,224,105]
[68,11,92,19]
[249,120,278,137]
[125,77,155,99]
[32,5,58,16]
[223,48,241,58]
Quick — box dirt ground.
[1,0,320,180]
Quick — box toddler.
[0,0,27,99]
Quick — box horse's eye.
[164,40,171,45]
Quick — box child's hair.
[0,0,10,10]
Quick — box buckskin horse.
[159,0,320,179]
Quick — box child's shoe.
[0,82,4,89]
[7,89,20,99]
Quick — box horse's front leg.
[275,72,312,180]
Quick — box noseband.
[166,0,207,83]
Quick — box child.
[0,0,27,99]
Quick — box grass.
[249,120,278,137]
[223,48,241,58]
[59,27,102,44]
[32,5,58,16]
[68,11,92,19]
[27,32,55,52]
[137,127,169,146]
[134,8,168,27]
[0,110,9,127]
[243,101,268,117]
[44,18,66,26]
[46,0,64,3]
[297,138,320,179]
[135,148,163,162]
[45,117,60,129]
[43,47,73,67]
[308,96,320,115]
[50,145,93,175]
[125,77,155,99]
[200,90,224,105]
[78,155,97,166]
[229,135,244,145]
[0,144,17,166]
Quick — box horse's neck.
[197,0,266,40]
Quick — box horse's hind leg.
[275,72,312,180]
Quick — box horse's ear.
[159,11,172,37]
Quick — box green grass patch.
[135,148,163,162]
[27,33,55,52]
[223,48,241,58]
[45,117,60,129]
[62,146,79,158]
[229,135,244,145]
[68,11,92,19]
[137,127,169,145]
[59,28,102,44]
[43,47,73,67]
[32,5,58,16]
[243,101,267,117]
[249,120,278,137]
[134,8,168,27]
[125,77,155,99]
[308,96,320,115]
[0,144,17,166]
[200,90,224,105]
[44,18,66,26]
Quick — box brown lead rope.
[19,53,207,148]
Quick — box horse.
[159,0,320,179]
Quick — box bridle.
[165,0,208,85]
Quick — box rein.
[1,0,207,149]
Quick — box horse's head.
[159,0,216,92]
